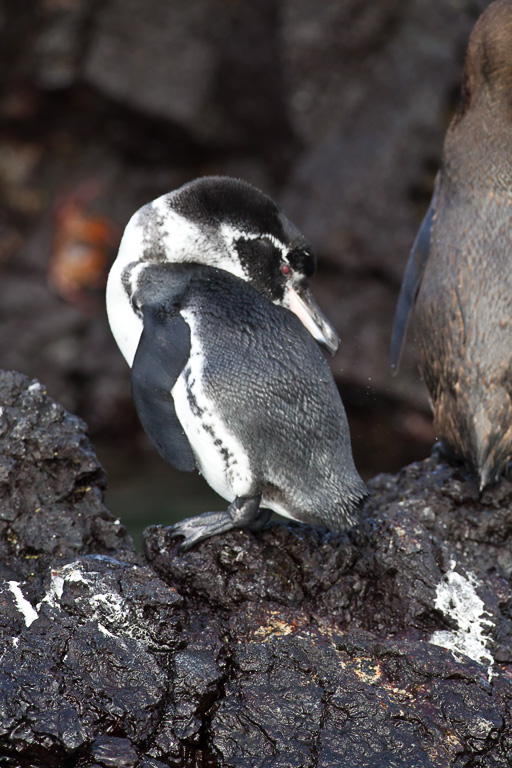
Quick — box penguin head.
[119,176,339,354]
[460,0,512,112]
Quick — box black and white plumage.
[107,176,367,549]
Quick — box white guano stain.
[38,562,88,610]
[37,561,136,640]
[88,590,127,623]
[8,581,39,627]
[97,622,117,638]
[430,560,495,678]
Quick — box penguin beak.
[286,285,340,355]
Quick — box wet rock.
[0,370,137,596]
[144,458,512,766]
[1,367,512,765]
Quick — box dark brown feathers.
[391,0,512,490]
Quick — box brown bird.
[390,0,512,491]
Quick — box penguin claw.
[168,494,266,551]
[168,511,237,551]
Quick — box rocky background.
[0,0,489,524]
[1,366,512,767]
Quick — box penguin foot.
[169,494,270,551]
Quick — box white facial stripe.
[220,223,289,264]
[171,309,254,501]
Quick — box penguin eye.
[281,263,291,276]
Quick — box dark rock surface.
[2,369,512,767]
[0,370,137,593]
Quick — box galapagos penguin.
[107,176,366,549]
[390,0,512,491]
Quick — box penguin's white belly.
[172,365,301,521]
[171,311,254,502]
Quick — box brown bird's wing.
[390,174,439,374]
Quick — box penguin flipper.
[131,305,196,472]
[390,176,439,374]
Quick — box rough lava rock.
[1,368,512,767]
[0,370,138,593]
